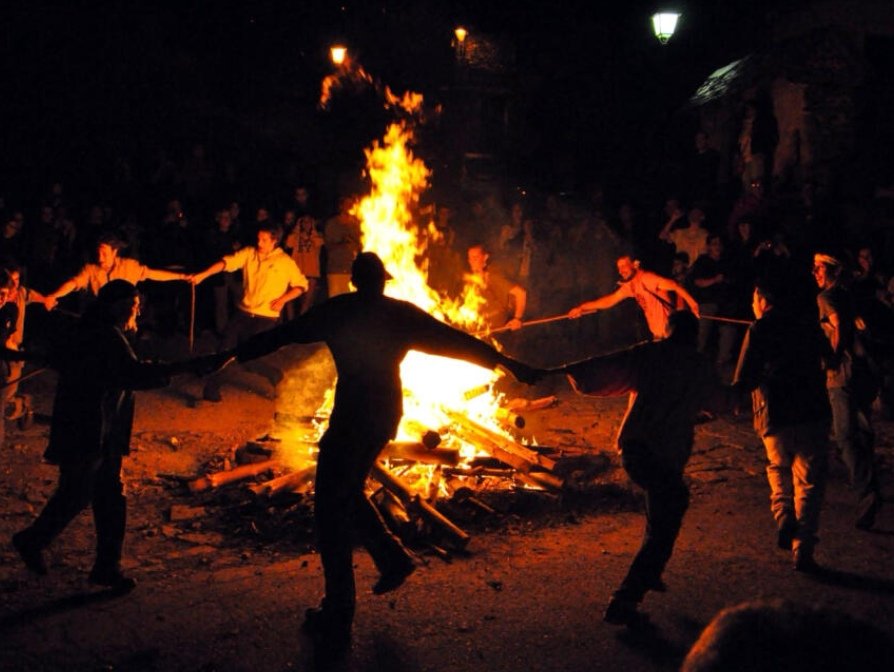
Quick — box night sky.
[1,0,785,204]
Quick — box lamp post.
[329,44,348,67]
[453,26,468,61]
[651,12,681,45]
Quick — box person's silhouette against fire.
[232,251,539,655]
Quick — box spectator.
[202,208,243,335]
[660,206,710,272]
[813,252,882,529]
[323,196,362,297]
[465,243,526,334]
[284,208,324,315]
[689,234,740,371]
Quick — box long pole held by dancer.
[475,310,750,337]
[1,367,49,391]
[189,283,196,353]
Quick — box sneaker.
[88,566,137,593]
[792,548,820,574]
[12,531,47,576]
[777,520,798,550]
[372,558,416,595]
[603,596,642,627]
[856,492,881,531]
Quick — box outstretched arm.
[144,267,190,282]
[655,276,700,317]
[43,277,80,311]
[190,260,226,285]
[569,288,626,318]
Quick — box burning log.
[374,488,413,530]
[247,465,316,498]
[443,466,517,480]
[370,462,471,549]
[445,411,564,491]
[495,407,525,429]
[462,383,491,401]
[445,411,558,474]
[401,420,443,449]
[382,441,460,466]
[514,470,564,492]
[189,460,278,493]
[505,396,558,412]
[452,487,496,514]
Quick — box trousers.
[314,425,411,623]
[762,421,828,551]
[20,451,126,569]
[616,441,690,603]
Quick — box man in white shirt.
[191,222,308,401]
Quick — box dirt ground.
[2,343,893,672]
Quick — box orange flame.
[316,62,526,495]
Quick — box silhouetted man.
[13,281,221,591]
[234,252,538,654]
[556,311,720,626]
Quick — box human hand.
[503,358,543,385]
[568,306,584,319]
[43,296,58,311]
[506,317,522,331]
[190,351,236,376]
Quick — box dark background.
[0,0,783,209]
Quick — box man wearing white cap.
[813,252,881,529]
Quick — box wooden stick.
[445,410,557,473]
[247,465,316,497]
[189,283,196,353]
[189,460,278,492]
[382,441,460,466]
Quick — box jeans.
[828,386,876,499]
[762,421,828,552]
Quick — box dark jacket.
[733,307,831,437]
[565,338,720,473]
[44,318,172,464]
[238,290,507,440]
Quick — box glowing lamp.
[330,45,347,66]
[651,12,680,45]
[454,27,468,44]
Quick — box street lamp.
[330,44,348,66]
[454,27,468,60]
[651,12,681,45]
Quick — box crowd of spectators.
[2,131,894,416]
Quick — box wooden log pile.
[184,397,568,554]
